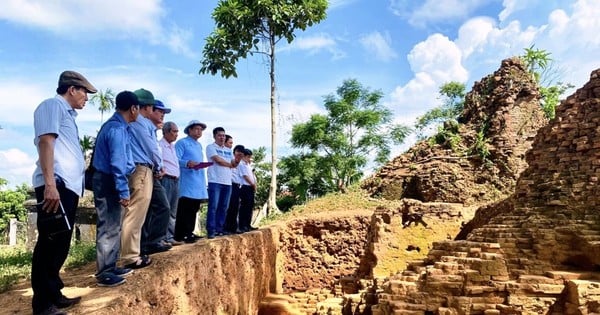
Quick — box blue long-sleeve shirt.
[92,112,135,199]
[128,115,162,169]
[175,136,208,199]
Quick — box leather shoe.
[54,295,81,308]
[34,305,66,315]
[142,243,172,255]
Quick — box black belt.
[135,162,153,169]
[164,174,178,180]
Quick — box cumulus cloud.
[359,31,398,62]
[499,0,537,22]
[388,0,599,144]
[0,0,195,57]
[0,148,36,187]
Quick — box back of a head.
[115,91,139,111]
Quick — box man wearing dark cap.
[92,91,140,287]
[31,70,96,315]
[140,99,173,255]
[174,120,209,243]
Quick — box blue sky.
[0,0,598,187]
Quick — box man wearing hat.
[174,120,209,243]
[31,70,96,315]
[140,99,173,255]
[119,88,162,270]
[92,90,140,287]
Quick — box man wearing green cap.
[119,88,163,269]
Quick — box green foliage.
[428,120,462,152]
[80,135,95,160]
[415,81,466,137]
[0,246,31,293]
[539,82,574,119]
[89,88,115,123]
[0,241,96,293]
[470,125,491,162]
[249,147,271,207]
[0,180,28,237]
[64,241,96,268]
[520,46,573,119]
[521,45,552,83]
[200,0,328,78]
[285,79,410,202]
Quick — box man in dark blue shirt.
[92,91,140,287]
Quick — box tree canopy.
[414,81,466,138]
[199,0,328,213]
[286,79,410,198]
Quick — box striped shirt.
[32,95,85,196]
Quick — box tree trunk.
[267,33,280,215]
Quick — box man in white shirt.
[158,121,181,245]
[205,127,243,238]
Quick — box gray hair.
[162,121,177,134]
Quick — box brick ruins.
[362,57,548,206]
[373,68,600,314]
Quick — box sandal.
[124,255,152,269]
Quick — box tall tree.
[199,0,328,214]
[288,79,410,195]
[90,88,115,123]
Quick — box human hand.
[42,185,60,213]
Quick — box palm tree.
[80,135,95,161]
[90,89,115,123]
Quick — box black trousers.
[141,179,170,250]
[32,179,78,313]
[224,183,241,232]
[238,185,255,230]
[174,196,201,240]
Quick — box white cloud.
[0,0,196,57]
[390,0,489,27]
[328,0,358,10]
[280,34,346,60]
[499,0,538,22]
[0,148,36,187]
[359,31,398,62]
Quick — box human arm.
[37,134,60,212]
[108,128,131,200]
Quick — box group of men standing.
[30,71,258,315]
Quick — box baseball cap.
[154,100,171,114]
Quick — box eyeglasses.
[171,129,179,133]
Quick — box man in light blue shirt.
[92,91,140,287]
[174,120,209,243]
[31,70,97,315]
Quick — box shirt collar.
[55,95,78,118]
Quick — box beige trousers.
[120,165,153,264]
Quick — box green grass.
[260,184,402,226]
[0,246,32,293]
[0,241,96,293]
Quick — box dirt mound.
[362,57,547,205]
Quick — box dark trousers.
[32,179,78,313]
[141,179,170,251]
[174,196,201,240]
[224,183,241,232]
[239,185,255,230]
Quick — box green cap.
[134,88,155,106]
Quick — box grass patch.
[260,185,402,226]
[0,240,96,293]
[0,246,31,293]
